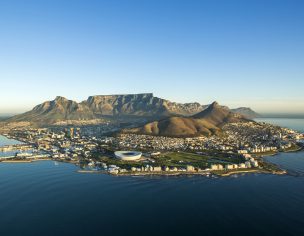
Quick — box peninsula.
[0,94,302,177]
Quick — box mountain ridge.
[123,101,250,137]
[231,107,260,119]
[6,93,258,126]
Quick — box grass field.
[93,151,245,169]
[154,152,243,168]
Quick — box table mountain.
[7,93,257,126]
[85,93,206,117]
[7,94,206,125]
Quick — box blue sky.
[0,0,303,114]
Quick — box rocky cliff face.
[7,93,258,126]
[84,93,206,117]
[85,93,166,116]
[7,93,206,125]
[9,96,95,124]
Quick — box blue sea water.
[0,160,303,236]
[0,135,22,146]
[0,119,304,236]
[0,135,23,157]
[255,118,304,133]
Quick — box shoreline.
[218,169,286,177]
[76,166,284,177]
[0,158,291,177]
[255,145,303,158]
[0,158,52,163]
[0,141,302,177]
[259,145,303,159]
[259,146,303,176]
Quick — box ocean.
[255,118,304,133]
[0,135,23,157]
[0,119,303,236]
[0,134,22,146]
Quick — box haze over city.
[0,0,303,115]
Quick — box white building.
[114,151,142,161]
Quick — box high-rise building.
[69,128,74,138]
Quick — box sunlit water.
[255,118,304,133]
[0,160,303,236]
[0,135,22,146]
[0,135,23,157]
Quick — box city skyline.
[0,0,303,114]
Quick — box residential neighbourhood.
[0,120,302,176]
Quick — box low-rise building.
[210,164,224,170]
[232,164,238,169]
[238,150,248,154]
[153,166,162,172]
[238,163,246,168]
[186,165,195,172]
[225,164,234,170]
[245,161,251,168]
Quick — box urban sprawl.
[0,121,303,176]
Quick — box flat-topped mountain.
[7,93,257,126]
[124,102,249,137]
[85,93,206,117]
[8,93,206,125]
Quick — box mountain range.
[6,93,259,126]
[124,102,249,137]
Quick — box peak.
[210,101,219,107]
[53,96,71,104]
[55,96,68,101]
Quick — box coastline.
[0,157,292,177]
[0,155,279,177]
[258,146,303,176]
[0,158,52,163]
[82,148,303,177]
[254,144,303,158]
[75,166,286,177]
[1,132,302,177]
[0,155,292,177]
[1,148,300,177]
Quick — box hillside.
[127,117,220,137]
[6,94,256,126]
[7,94,206,125]
[8,96,95,125]
[124,102,249,137]
[193,102,246,125]
[231,107,260,119]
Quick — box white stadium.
[114,151,142,161]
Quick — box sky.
[0,0,303,115]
